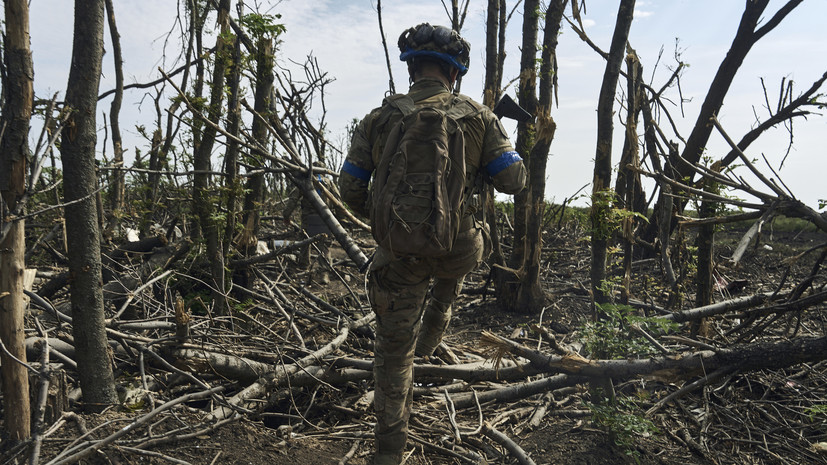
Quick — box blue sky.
[26,0,827,210]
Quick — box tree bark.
[103,0,125,231]
[513,0,565,314]
[589,0,635,310]
[694,175,717,336]
[188,1,207,239]
[486,331,827,382]
[493,0,538,312]
[145,128,163,235]
[0,0,33,441]
[60,0,118,411]
[240,38,274,252]
[482,0,508,300]
[192,0,231,315]
[482,0,500,109]
[508,0,539,269]
[222,35,242,258]
[616,51,643,304]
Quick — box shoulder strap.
[446,95,482,120]
[383,94,416,116]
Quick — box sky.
[25,0,827,211]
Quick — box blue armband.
[342,160,372,181]
[485,151,522,177]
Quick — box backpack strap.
[446,95,483,120]
[383,94,416,117]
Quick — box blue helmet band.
[400,48,468,75]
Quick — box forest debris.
[481,421,537,465]
[447,374,587,410]
[727,202,777,266]
[480,330,827,380]
[42,386,226,465]
[645,364,738,416]
[812,442,827,454]
[208,312,374,420]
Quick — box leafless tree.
[0,0,34,441]
[60,0,118,411]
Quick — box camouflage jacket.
[339,78,527,219]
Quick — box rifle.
[492,94,533,122]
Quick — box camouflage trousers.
[368,228,484,461]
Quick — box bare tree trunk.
[222,35,241,258]
[482,0,500,109]
[590,0,635,311]
[103,0,125,232]
[493,0,538,311]
[613,51,642,212]
[240,38,274,255]
[482,0,506,293]
[517,0,566,314]
[188,1,207,239]
[680,0,798,173]
[496,0,506,92]
[694,174,717,336]
[450,0,460,30]
[616,50,643,305]
[60,0,118,412]
[490,1,565,315]
[144,128,163,236]
[192,0,231,315]
[0,0,33,439]
[508,0,539,270]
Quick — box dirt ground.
[3,222,826,465]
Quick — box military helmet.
[398,23,470,76]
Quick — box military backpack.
[370,94,475,258]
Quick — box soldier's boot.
[373,452,403,465]
[415,297,452,357]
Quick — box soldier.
[339,23,526,465]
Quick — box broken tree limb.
[208,312,375,420]
[447,374,588,410]
[742,289,827,319]
[227,234,324,268]
[661,291,779,323]
[481,422,537,465]
[728,202,778,266]
[710,115,789,199]
[237,94,371,269]
[646,364,738,416]
[286,172,369,270]
[29,338,52,465]
[109,270,173,322]
[43,386,226,465]
[158,67,373,270]
[168,348,271,384]
[330,356,548,384]
[317,180,370,232]
[480,330,827,381]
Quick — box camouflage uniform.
[340,78,526,463]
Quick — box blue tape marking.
[342,160,372,181]
[485,151,522,177]
[399,48,468,74]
